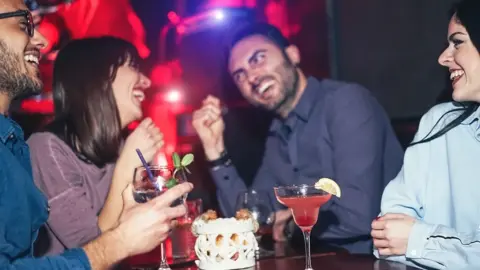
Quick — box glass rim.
[135,165,174,171]
[274,184,328,192]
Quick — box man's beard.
[0,41,42,100]
[251,59,299,114]
[270,60,299,113]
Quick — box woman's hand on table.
[371,213,416,256]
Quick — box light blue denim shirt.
[374,102,480,269]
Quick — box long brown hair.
[45,37,141,166]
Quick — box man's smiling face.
[228,35,299,113]
[0,0,47,99]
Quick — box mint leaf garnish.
[181,153,194,167]
[172,152,181,167]
[165,177,177,189]
[171,152,194,180]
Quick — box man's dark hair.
[222,22,291,83]
[226,22,290,53]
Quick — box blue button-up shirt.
[0,116,90,269]
[375,102,480,269]
[211,77,404,254]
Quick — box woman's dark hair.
[45,36,140,166]
[410,0,480,146]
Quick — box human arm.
[209,149,281,217]
[98,118,163,231]
[1,182,192,270]
[0,159,91,269]
[315,84,402,241]
[372,212,480,269]
[0,249,91,270]
[84,182,192,270]
[28,119,163,248]
[28,134,104,248]
[192,95,280,217]
[371,106,480,269]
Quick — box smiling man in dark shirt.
[192,23,404,254]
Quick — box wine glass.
[235,190,275,257]
[274,185,332,270]
[133,165,188,270]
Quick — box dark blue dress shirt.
[0,116,91,269]
[211,77,404,254]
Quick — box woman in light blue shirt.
[371,0,480,269]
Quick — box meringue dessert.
[192,209,259,270]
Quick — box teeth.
[24,54,39,65]
[450,70,465,80]
[133,90,145,102]
[257,81,274,94]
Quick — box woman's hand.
[371,213,416,256]
[119,118,164,175]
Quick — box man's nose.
[246,69,261,85]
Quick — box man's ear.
[285,45,300,65]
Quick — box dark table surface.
[123,239,419,270]
[126,253,418,270]
[242,254,418,270]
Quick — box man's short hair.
[225,22,290,54]
[221,22,290,86]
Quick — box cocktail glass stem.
[158,242,171,270]
[303,230,313,270]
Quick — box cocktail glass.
[133,165,188,270]
[274,184,331,270]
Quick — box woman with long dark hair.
[371,0,480,269]
[28,37,164,255]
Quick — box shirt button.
[8,134,14,139]
[410,250,417,256]
[293,167,299,172]
[223,175,229,180]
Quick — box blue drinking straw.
[135,149,155,182]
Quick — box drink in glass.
[274,185,332,270]
[133,165,188,270]
[171,199,202,260]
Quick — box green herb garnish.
[165,177,178,189]
[167,152,194,188]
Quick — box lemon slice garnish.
[314,178,341,198]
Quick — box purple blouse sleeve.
[28,134,103,249]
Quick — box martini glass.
[274,184,332,270]
[133,165,188,270]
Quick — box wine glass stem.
[303,230,313,270]
[159,242,171,270]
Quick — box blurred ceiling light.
[213,9,224,20]
[165,89,181,103]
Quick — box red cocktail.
[274,185,332,270]
[276,194,331,231]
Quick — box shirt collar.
[0,115,23,144]
[269,76,321,133]
[458,102,480,125]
